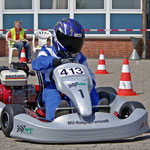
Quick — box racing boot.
[99,98,109,105]
[54,100,70,118]
[97,98,110,113]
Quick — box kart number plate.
[58,67,84,77]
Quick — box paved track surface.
[0,57,150,150]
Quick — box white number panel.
[58,67,85,77]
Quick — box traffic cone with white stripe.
[20,48,27,63]
[95,49,109,74]
[117,57,138,96]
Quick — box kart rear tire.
[1,104,26,137]
[118,101,145,119]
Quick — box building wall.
[0,37,145,58]
[0,0,146,59]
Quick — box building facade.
[0,0,148,58]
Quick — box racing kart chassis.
[0,62,149,143]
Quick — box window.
[5,0,32,9]
[112,0,141,9]
[3,14,34,34]
[75,14,105,34]
[40,0,68,9]
[110,14,142,34]
[38,14,69,29]
[76,0,104,9]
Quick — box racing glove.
[52,58,62,67]
[53,58,76,67]
[61,58,76,64]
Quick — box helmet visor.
[56,30,84,54]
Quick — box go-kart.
[0,61,149,143]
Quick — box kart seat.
[36,72,46,114]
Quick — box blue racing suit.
[32,45,99,121]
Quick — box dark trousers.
[13,42,31,61]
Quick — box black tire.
[96,87,117,95]
[96,87,117,100]
[55,100,70,118]
[118,101,145,119]
[1,104,26,137]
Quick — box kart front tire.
[96,87,117,103]
[96,87,117,95]
[1,104,26,137]
[118,101,145,119]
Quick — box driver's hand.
[52,58,76,67]
[52,58,61,67]
[61,58,75,64]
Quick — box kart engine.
[0,63,38,105]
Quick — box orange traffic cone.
[117,57,139,96]
[20,48,27,63]
[95,49,109,74]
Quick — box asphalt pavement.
[0,57,150,150]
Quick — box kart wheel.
[1,104,26,137]
[55,100,70,118]
[96,87,117,103]
[96,87,117,95]
[118,101,145,119]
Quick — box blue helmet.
[52,18,85,54]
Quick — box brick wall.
[146,40,150,58]
[0,38,52,57]
[0,37,148,58]
[0,39,7,56]
[82,39,143,58]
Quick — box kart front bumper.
[10,109,149,143]
[0,102,6,126]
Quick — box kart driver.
[32,18,100,121]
